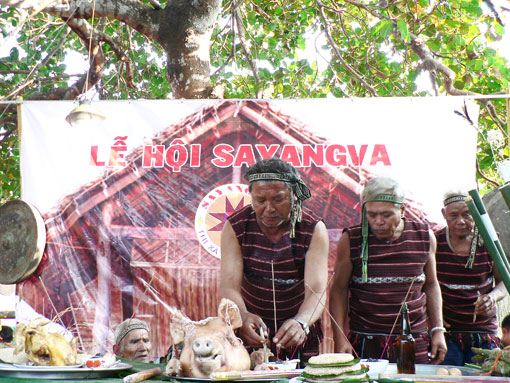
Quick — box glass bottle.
[396,302,416,374]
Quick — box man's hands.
[333,336,353,354]
[273,318,307,350]
[429,331,447,364]
[239,313,268,348]
[475,293,496,316]
[240,315,309,350]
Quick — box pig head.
[165,298,251,378]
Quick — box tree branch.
[0,0,161,40]
[28,29,71,79]
[476,159,500,187]
[318,1,377,96]
[233,5,261,98]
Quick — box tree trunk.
[159,0,222,98]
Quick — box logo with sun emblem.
[195,183,251,258]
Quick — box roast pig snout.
[192,338,215,356]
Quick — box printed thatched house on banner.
[21,100,429,356]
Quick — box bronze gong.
[0,200,46,284]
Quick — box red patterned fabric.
[347,219,431,335]
[228,205,322,362]
[435,226,498,334]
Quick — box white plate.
[172,377,281,382]
[171,370,303,382]
[13,363,84,369]
[0,361,132,379]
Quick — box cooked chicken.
[14,317,77,366]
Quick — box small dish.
[265,359,299,370]
[360,358,389,379]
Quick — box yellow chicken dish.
[14,317,77,366]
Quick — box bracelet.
[294,318,310,335]
[430,326,446,335]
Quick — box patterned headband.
[247,172,311,201]
[363,194,405,205]
[443,195,467,206]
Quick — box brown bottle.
[396,302,415,374]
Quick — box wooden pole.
[466,191,510,294]
[507,87,509,149]
[468,189,510,270]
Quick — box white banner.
[19,98,478,355]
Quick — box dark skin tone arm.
[423,229,447,364]
[329,231,353,354]
[220,221,264,347]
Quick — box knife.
[259,326,269,364]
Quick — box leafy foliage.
[0,0,509,201]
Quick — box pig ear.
[170,312,187,344]
[218,298,243,329]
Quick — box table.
[2,362,510,383]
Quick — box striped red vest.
[435,226,497,334]
[228,205,319,328]
[347,219,430,335]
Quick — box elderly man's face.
[442,201,474,238]
[251,181,292,229]
[117,329,151,362]
[365,201,403,241]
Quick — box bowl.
[360,358,389,378]
[265,359,300,370]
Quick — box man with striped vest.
[329,176,447,364]
[435,190,506,365]
[220,158,329,365]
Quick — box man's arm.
[423,229,447,364]
[273,221,329,349]
[219,221,266,347]
[329,231,353,354]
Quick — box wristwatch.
[294,318,310,335]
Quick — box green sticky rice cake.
[300,353,369,382]
[299,371,369,383]
[308,353,355,365]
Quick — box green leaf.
[494,24,505,36]
[452,35,465,47]
[465,5,483,17]
[397,20,409,43]
[373,19,394,39]
[445,19,459,28]
[9,48,19,61]
[479,155,493,169]
[303,65,314,75]
[470,59,484,71]
[297,35,306,50]
[428,39,441,51]
[454,79,465,89]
